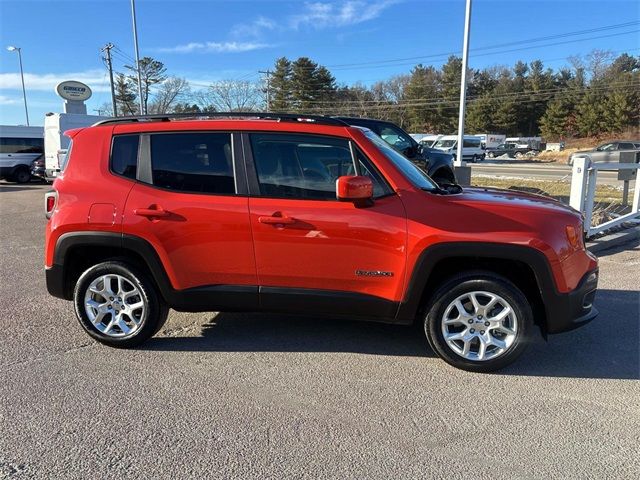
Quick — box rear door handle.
[134,206,171,218]
[258,214,295,226]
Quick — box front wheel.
[73,261,168,348]
[423,272,533,372]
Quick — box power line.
[324,20,640,69]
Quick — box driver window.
[250,133,354,200]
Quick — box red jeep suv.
[44,113,598,372]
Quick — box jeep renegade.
[44,113,598,372]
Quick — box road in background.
[1,183,639,479]
[472,161,620,185]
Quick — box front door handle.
[258,214,295,226]
[134,206,171,218]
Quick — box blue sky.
[1,0,639,125]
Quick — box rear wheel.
[515,151,524,159]
[73,261,168,348]
[423,271,533,372]
[11,166,31,184]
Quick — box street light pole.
[455,0,472,167]
[130,0,145,114]
[7,46,29,126]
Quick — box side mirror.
[404,146,417,158]
[336,176,373,206]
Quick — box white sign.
[55,81,92,102]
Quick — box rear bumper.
[545,268,599,334]
[46,264,68,300]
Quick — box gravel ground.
[1,182,639,479]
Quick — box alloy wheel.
[83,274,146,337]
[440,291,518,361]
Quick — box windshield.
[434,139,456,148]
[364,130,438,191]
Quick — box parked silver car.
[568,140,640,165]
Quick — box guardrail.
[569,155,640,238]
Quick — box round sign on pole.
[55,81,92,102]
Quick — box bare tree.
[194,80,261,112]
[586,49,615,81]
[148,77,191,114]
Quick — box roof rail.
[92,112,350,127]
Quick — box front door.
[244,132,407,319]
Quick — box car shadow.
[144,288,639,380]
[0,181,49,192]
[148,313,432,358]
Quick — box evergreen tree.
[465,94,496,133]
[540,96,572,139]
[405,65,439,131]
[114,73,138,115]
[289,57,336,112]
[576,89,603,137]
[269,57,292,111]
[436,56,462,132]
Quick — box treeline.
[106,51,639,140]
[265,52,640,139]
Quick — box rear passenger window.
[150,132,235,194]
[111,135,139,180]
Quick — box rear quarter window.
[110,135,140,180]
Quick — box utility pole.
[130,0,145,114]
[101,43,118,117]
[455,0,472,167]
[454,0,473,185]
[259,69,272,112]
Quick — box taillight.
[45,191,57,219]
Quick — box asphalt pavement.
[1,182,639,479]
[472,160,621,185]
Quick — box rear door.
[244,132,407,318]
[123,130,257,296]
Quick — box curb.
[587,225,640,255]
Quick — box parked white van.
[0,125,44,183]
[432,135,485,162]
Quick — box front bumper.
[545,269,599,334]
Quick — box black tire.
[515,151,524,159]
[423,271,533,372]
[73,261,168,348]
[11,166,31,184]
[487,152,495,159]
[471,154,478,163]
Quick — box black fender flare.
[396,242,558,323]
[50,231,259,311]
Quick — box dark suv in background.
[334,117,456,186]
